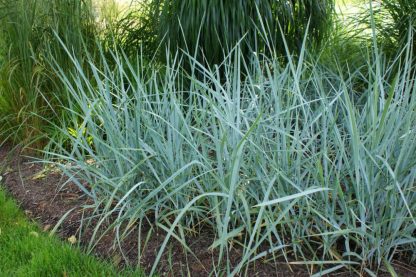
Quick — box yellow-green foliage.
[0,187,144,276]
[0,0,96,148]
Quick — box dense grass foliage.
[113,0,334,65]
[45,38,416,276]
[0,0,96,148]
[0,187,144,276]
[378,0,416,51]
[345,0,416,57]
[0,1,415,276]
[102,0,160,59]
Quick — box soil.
[1,144,415,277]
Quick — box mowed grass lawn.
[0,187,144,277]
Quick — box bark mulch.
[1,144,415,277]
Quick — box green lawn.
[0,187,144,277]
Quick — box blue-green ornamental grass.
[44,34,416,276]
[0,187,144,276]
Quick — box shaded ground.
[1,144,415,276]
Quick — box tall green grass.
[45,35,416,276]
[342,0,416,58]
[101,0,160,59]
[0,0,95,149]
[114,0,334,65]
[378,0,416,52]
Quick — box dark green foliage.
[113,0,334,65]
[381,0,416,51]
[103,0,160,59]
[155,0,335,65]
[366,0,416,54]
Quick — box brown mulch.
[1,144,415,277]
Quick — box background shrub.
[114,0,335,65]
[380,0,415,50]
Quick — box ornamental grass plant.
[44,31,416,276]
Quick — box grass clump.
[0,0,96,149]
[45,34,416,276]
[0,1,415,276]
[377,0,416,52]
[111,0,335,65]
[0,187,144,276]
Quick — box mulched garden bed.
[1,144,415,277]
